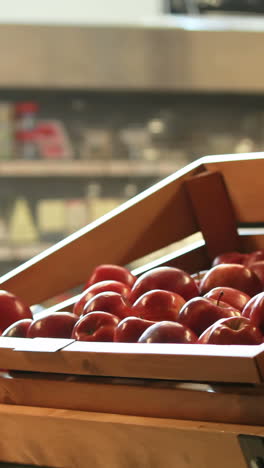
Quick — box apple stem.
[217,291,224,306]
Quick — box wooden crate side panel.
[0,405,253,468]
[0,339,262,384]
[2,373,264,427]
[185,171,240,259]
[203,155,264,224]
[0,163,204,305]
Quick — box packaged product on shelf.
[65,199,88,234]
[37,199,66,242]
[35,121,74,160]
[119,126,150,160]
[85,183,123,222]
[80,128,118,160]
[9,197,38,244]
[0,102,14,160]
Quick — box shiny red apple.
[178,297,240,337]
[138,321,197,344]
[74,280,131,317]
[132,289,185,322]
[2,318,33,337]
[83,291,132,320]
[114,316,155,342]
[200,264,262,297]
[198,316,263,345]
[27,312,78,338]
[72,311,120,341]
[248,261,264,288]
[212,251,248,266]
[245,250,264,267]
[84,264,136,290]
[204,287,250,312]
[0,290,32,333]
[129,266,199,304]
[242,292,264,334]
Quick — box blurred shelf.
[0,160,184,178]
[0,243,53,262]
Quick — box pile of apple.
[2,248,264,345]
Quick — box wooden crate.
[0,154,264,467]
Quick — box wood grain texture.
[2,372,264,427]
[204,155,264,224]
[0,339,262,384]
[185,171,240,260]
[0,404,257,467]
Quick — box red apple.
[84,264,136,290]
[212,251,248,266]
[114,316,155,343]
[245,250,264,267]
[2,318,33,338]
[132,289,185,322]
[72,311,120,341]
[198,316,263,345]
[0,290,32,332]
[27,312,79,338]
[178,297,240,337]
[242,292,264,334]
[74,280,131,317]
[248,261,264,288]
[83,291,132,320]
[129,267,199,304]
[138,321,197,344]
[200,264,262,297]
[204,287,250,312]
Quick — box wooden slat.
[2,372,264,427]
[0,339,262,384]
[203,154,264,224]
[0,162,204,305]
[0,404,257,468]
[185,171,240,260]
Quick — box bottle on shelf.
[15,102,39,160]
[8,197,39,244]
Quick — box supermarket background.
[1,0,264,306]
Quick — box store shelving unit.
[0,160,183,178]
